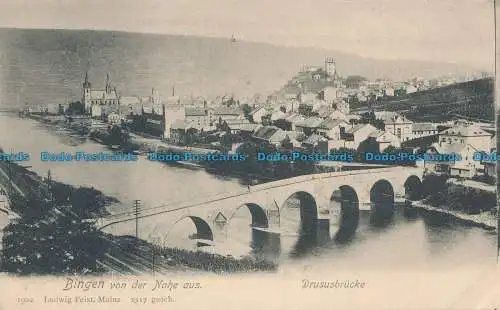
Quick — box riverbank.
[0,148,278,275]
[409,200,496,231]
[0,148,119,218]
[98,234,277,275]
[22,114,323,184]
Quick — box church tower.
[105,73,111,94]
[82,72,92,112]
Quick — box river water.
[0,114,497,270]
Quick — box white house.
[250,106,270,124]
[406,85,418,94]
[384,87,395,97]
[411,123,439,140]
[252,125,289,148]
[427,143,481,178]
[375,111,413,142]
[437,124,492,152]
[368,130,401,152]
[337,123,377,150]
[317,119,349,140]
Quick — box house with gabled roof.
[295,116,324,135]
[317,118,349,140]
[367,130,401,152]
[338,123,377,150]
[251,125,289,148]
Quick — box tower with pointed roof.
[82,72,92,111]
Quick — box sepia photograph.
[0,0,498,309]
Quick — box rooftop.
[440,125,492,137]
[296,116,324,128]
[185,107,206,117]
[318,118,348,130]
[412,123,438,132]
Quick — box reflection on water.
[0,114,496,269]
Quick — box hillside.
[0,27,489,106]
[369,78,494,122]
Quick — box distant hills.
[0,27,491,105]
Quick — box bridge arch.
[404,175,423,201]
[228,203,269,229]
[280,191,318,255]
[369,179,395,225]
[164,215,214,248]
[227,203,272,257]
[330,185,360,242]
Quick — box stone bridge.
[95,166,424,254]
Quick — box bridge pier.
[251,228,281,261]
[316,218,330,246]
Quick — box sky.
[0,0,495,70]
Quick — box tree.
[66,101,85,115]
[240,104,252,119]
[421,173,448,200]
[1,215,107,275]
[359,112,385,130]
[273,119,292,131]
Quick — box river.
[0,113,497,270]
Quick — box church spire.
[105,73,111,93]
[83,71,91,89]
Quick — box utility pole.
[7,148,13,199]
[133,200,142,240]
[47,169,53,207]
[152,247,155,276]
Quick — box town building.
[170,120,195,145]
[120,96,142,115]
[317,118,349,140]
[384,87,395,97]
[185,107,211,128]
[424,123,494,178]
[411,123,439,139]
[295,116,324,136]
[375,111,413,142]
[334,100,350,115]
[251,126,289,149]
[285,114,306,131]
[302,134,329,154]
[366,130,401,152]
[184,105,242,129]
[163,104,186,139]
[406,85,418,94]
[250,105,269,124]
[338,123,377,150]
[425,143,481,178]
[437,124,492,152]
